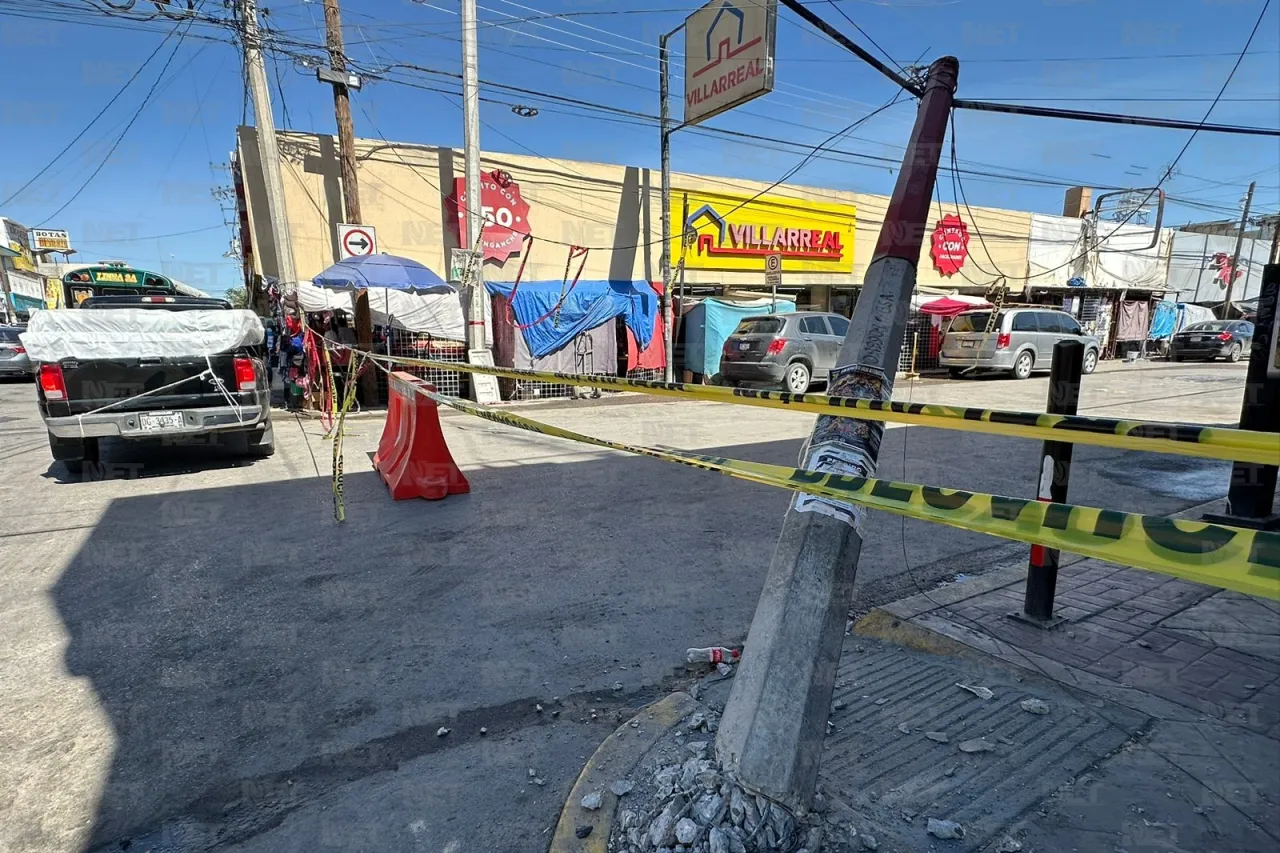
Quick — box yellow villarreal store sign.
[672,189,856,273]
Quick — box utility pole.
[322,0,361,225]
[240,0,297,290]
[715,56,960,811]
[319,0,376,405]
[461,0,486,353]
[1221,180,1255,319]
[0,258,14,324]
[659,29,674,383]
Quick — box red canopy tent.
[918,296,991,318]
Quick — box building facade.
[235,127,1032,314]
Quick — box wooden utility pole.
[323,0,361,224]
[1221,181,1255,319]
[320,0,376,404]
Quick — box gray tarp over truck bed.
[20,307,264,362]
[22,304,273,473]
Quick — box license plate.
[739,342,751,350]
[139,411,184,431]
[1194,336,1206,343]
[961,340,977,348]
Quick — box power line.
[951,99,1280,135]
[0,28,177,207]
[349,93,907,253]
[778,0,921,95]
[945,0,1272,284]
[963,49,1280,64]
[779,0,1280,136]
[75,223,228,242]
[819,0,908,77]
[37,19,193,225]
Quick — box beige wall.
[238,127,1032,294]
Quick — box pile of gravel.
[615,743,823,853]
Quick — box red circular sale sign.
[450,172,531,264]
[930,214,970,277]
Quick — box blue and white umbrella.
[313,253,454,293]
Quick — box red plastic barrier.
[373,371,470,501]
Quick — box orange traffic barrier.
[373,371,470,501]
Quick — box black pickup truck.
[28,295,274,473]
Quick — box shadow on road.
[51,428,1228,851]
[39,435,272,485]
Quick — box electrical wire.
[347,93,907,253]
[36,21,194,227]
[74,223,227,242]
[943,0,1274,284]
[819,0,909,77]
[0,27,178,207]
[37,18,194,225]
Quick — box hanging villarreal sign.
[930,213,970,277]
[672,189,856,273]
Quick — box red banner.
[930,213,970,277]
[449,171,531,264]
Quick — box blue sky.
[1,0,1276,296]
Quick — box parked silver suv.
[939,307,1101,379]
[720,311,851,392]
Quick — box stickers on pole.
[793,364,890,531]
[396,381,1280,601]
[793,442,871,532]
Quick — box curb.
[855,493,1236,656]
[548,691,699,853]
[853,563,1028,657]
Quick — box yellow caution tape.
[400,380,1280,601]
[355,351,1280,466]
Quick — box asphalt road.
[0,359,1253,853]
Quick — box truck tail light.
[996,332,1011,350]
[39,364,67,400]
[233,357,257,391]
[766,339,788,355]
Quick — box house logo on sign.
[684,0,775,125]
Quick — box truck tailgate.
[53,356,246,416]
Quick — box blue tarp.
[1147,300,1176,340]
[684,298,795,378]
[486,279,659,359]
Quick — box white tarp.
[20,308,263,363]
[296,280,466,341]
[1168,231,1271,304]
[1091,220,1171,290]
[1026,214,1084,286]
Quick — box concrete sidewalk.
[846,554,1280,852]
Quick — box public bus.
[60,262,179,308]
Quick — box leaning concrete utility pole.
[1220,180,1255,319]
[461,0,486,352]
[240,0,297,290]
[715,56,960,811]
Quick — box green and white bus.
[61,262,179,308]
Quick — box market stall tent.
[683,296,796,380]
[294,279,465,340]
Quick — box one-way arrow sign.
[338,223,378,260]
